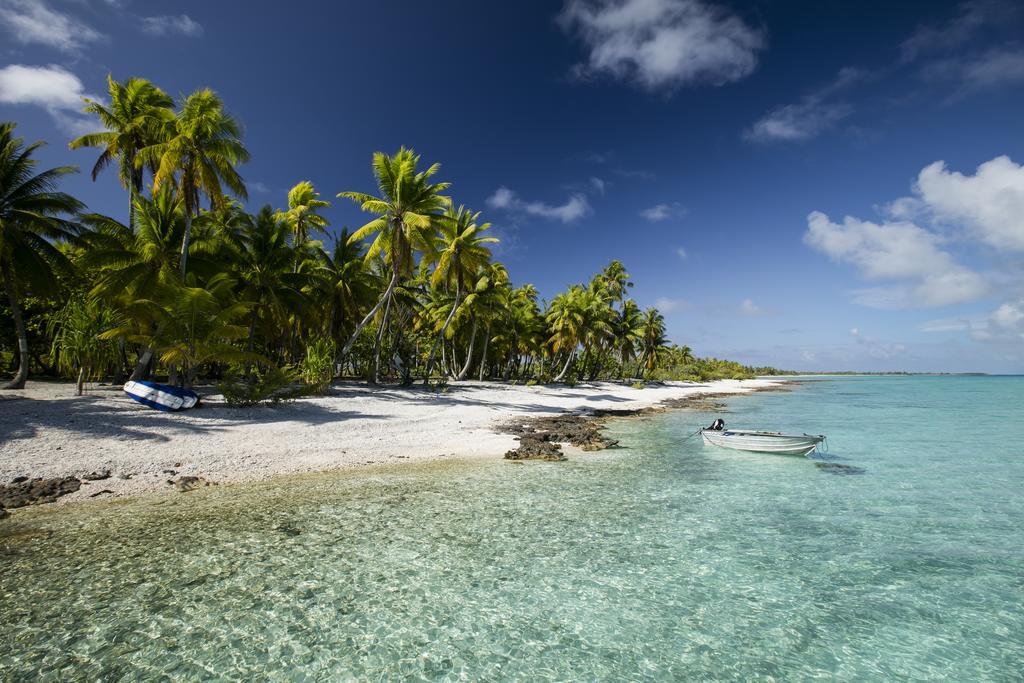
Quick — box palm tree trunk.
[1,262,29,390]
[342,270,399,356]
[455,316,478,380]
[180,210,193,276]
[372,290,394,384]
[76,366,85,396]
[422,281,460,384]
[129,346,153,381]
[554,349,576,383]
[478,323,491,381]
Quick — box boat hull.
[701,430,823,456]
[124,381,199,412]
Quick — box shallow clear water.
[2,377,1023,680]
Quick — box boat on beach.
[123,381,199,412]
[700,419,824,456]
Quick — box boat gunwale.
[700,429,824,442]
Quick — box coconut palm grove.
[0,78,782,396]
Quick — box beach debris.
[0,476,82,508]
[10,476,28,484]
[275,523,302,537]
[117,473,133,480]
[162,469,177,475]
[88,489,115,498]
[167,476,214,492]
[82,470,111,481]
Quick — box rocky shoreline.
[500,383,797,461]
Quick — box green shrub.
[300,337,336,394]
[219,365,304,406]
[631,381,645,390]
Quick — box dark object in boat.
[707,418,726,431]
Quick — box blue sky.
[2,0,1023,373]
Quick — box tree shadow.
[0,392,391,448]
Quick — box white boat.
[700,421,824,456]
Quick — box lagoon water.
[2,376,1023,679]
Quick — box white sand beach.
[0,379,785,503]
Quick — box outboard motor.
[707,418,725,431]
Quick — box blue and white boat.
[123,381,199,412]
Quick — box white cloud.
[139,14,204,37]
[746,100,851,144]
[675,247,687,260]
[655,296,689,313]
[558,0,765,91]
[739,298,767,316]
[589,176,606,194]
[487,186,517,209]
[920,47,1024,92]
[915,156,1024,251]
[0,0,102,52]
[250,181,271,194]
[640,201,684,221]
[486,186,591,223]
[901,0,1015,62]
[804,211,988,308]
[0,64,98,135]
[992,300,1024,329]
[745,67,866,144]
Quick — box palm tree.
[275,181,330,247]
[546,286,586,382]
[144,88,249,276]
[81,185,188,298]
[80,186,215,380]
[453,262,508,381]
[0,122,84,389]
[69,76,173,229]
[638,308,668,378]
[337,148,450,372]
[312,229,376,348]
[103,273,258,387]
[223,206,310,359]
[615,298,643,379]
[422,205,496,383]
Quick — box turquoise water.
[2,377,1023,680]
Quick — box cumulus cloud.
[915,156,1024,251]
[486,186,591,223]
[589,177,607,194]
[0,64,98,135]
[957,299,1024,343]
[745,67,866,144]
[640,202,684,221]
[139,14,204,37]
[804,211,988,308]
[558,0,765,91]
[0,0,102,52]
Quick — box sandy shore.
[1,378,785,504]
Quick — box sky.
[1,0,1023,373]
